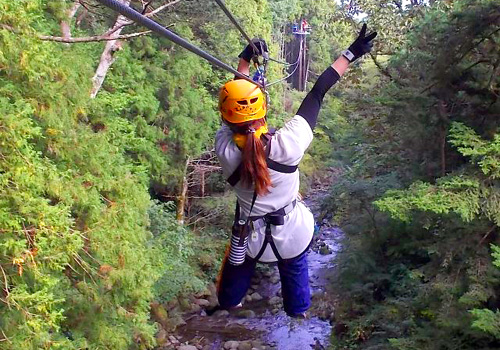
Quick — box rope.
[94,0,263,88]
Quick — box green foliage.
[449,123,500,179]
[325,0,500,349]
[148,201,205,302]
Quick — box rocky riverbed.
[153,191,342,350]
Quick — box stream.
[157,190,343,350]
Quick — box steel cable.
[94,0,263,88]
[267,43,304,87]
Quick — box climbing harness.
[226,130,298,263]
[249,199,297,262]
[226,129,297,187]
[252,40,270,106]
[228,190,257,265]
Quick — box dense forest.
[0,0,499,349]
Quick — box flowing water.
[173,192,343,350]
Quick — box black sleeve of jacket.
[296,66,341,130]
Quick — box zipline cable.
[269,56,299,66]
[267,43,303,87]
[214,0,300,68]
[94,0,263,88]
[213,0,304,88]
[213,0,261,59]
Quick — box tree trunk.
[60,1,81,40]
[90,0,130,98]
[200,170,205,198]
[440,125,447,177]
[438,100,450,177]
[176,157,190,225]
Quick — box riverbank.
[153,190,342,350]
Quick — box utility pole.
[298,35,303,91]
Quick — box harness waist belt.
[249,199,297,230]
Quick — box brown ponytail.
[230,119,272,196]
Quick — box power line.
[94,0,262,88]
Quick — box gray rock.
[245,295,253,302]
[195,299,210,307]
[262,270,272,277]
[251,284,259,290]
[190,304,201,313]
[270,275,280,284]
[169,335,179,344]
[251,340,264,348]
[213,310,230,317]
[156,329,168,345]
[238,341,253,350]
[224,340,239,349]
[178,346,197,350]
[268,296,281,306]
[250,292,263,301]
[194,288,211,298]
[237,309,256,318]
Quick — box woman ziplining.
[214,24,377,318]
[94,0,377,319]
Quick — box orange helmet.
[219,79,266,124]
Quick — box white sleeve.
[270,115,314,166]
[215,125,241,178]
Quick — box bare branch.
[0,264,10,304]
[146,0,182,17]
[0,24,14,32]
[0,329,12,344]
[39,30,152,43]
[119,0,182,27]
[369,53,394,80]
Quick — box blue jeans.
[217,251,311,316]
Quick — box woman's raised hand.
[238,38,269,63]
[342,24,377,63]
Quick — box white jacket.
[215,115,315,262]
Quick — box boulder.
[213,310,230,317]
[268,296,281,306]
[238,340,253,350]
[195,299,210,307]
[178,345,197,350]
[250,292,263,301]
[270,275,280,284]
[224,340,240,349]
[236,309,256,318]
[155,329,168,346]
[150,302,169,329]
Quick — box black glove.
[342,24,377,62]
[238,38,268,63]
